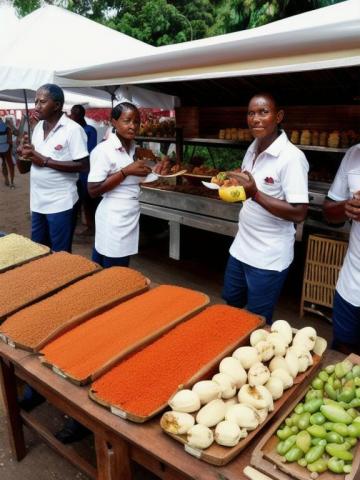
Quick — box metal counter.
[140,186,240,259]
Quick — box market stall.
[56,0,360,259]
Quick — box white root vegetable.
[192,380,222,405]
[224,396,238,412]
[287,345,310,373]
[255,340,275,362]
[219,357,247,388]
[256,408,269,424]
[267,332,287,356]
[169,389,201,413]
[196,399,226,427]
[271,320,293,345]
[292,326,317,351]
[187,424,214,449]
[265,376,284,400]
[313,336,327,356]
[214,420,245,447]
[237,384,272,410]
[248,362,270,386]
[160,411,195,434]
[269,356,290,373]
[250,329,269,347]
[212,373,237,399]
[232,346,259,369]
[225,404,260,430]
[285,349,300,378]
[271,368,294,389]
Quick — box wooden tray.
[88,313,264,423]
[0,265,102,324]
[163,332,326,466]
[0,278,150,352]
[251,353,360,480]
[41,290,210,386]
[0,250,51,274]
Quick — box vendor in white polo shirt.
[323,144,360,355]
[17,84,88,252]
[222,93,309,324]
[88,102,152,268]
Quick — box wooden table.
[0,341,343,480]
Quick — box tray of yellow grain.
[40,285,210,386]
[0,234,50,273]
[0,252,100,323]
[0,267,149,352]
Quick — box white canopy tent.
[0,5,176,109]
[57,0,360,86]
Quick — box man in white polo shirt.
[222,93,309,324]
[18,84,89,252]
[323,144,360,355]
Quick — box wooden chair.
[300,234,348,321]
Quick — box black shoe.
[54,421,90,444]
[19,390,45,412]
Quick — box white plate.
[142,172,159,183]
[202,181,219,190]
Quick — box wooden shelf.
[136,136,348,153]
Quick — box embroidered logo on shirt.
[264,177,274,184]
[116,147,125,152]
[54,144,63,151]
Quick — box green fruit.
[324,383,337,400]
[325,364,335,374]
[318,370,329,382]
[296,431,311,453]
[298,412,311,430]
[310,412,326,425]
[325,431,343,443]
[307,458,328,473]
[277,425,293,440]
[303,398,323,413]
[332,423,349,437]
[305,444,325,464]
[312,378,324,390]
[295,403,304,414]
[328,457,345,474]
[320,404,353,424]
[285,446,304,462]
[307,425,327,438]
[326,443,353,461]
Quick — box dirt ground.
[0,172,333,479]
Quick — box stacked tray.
[41,285,209,385]
[89,305,264,422]
[0,267,149,352]
[0,234,50,273]
[0,252,100,323]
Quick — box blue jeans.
[332,290,360,350]
[31,204,78,253]
[222,255,289,324]
[92,247,130,268]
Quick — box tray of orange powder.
[0,252,100,323]
[161,326,327,466]
[0,267,150,352]
[40,285,209,386]
[88,305,264,423]
[0,234,51,274]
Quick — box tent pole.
[23,89,31,139]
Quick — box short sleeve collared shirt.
[30,113,88,214]
[230,131,309,271]
[328,144,360,306]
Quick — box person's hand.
[345,191,360,221]
[123,160,152,178]
[228,170,258,198]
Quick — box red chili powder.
[91,305,262,417]
[41,285,208,382]
[1,267,148,349]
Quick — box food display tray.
[251,353,360,480]
[41,290,210,386]
[0,278,150,352]
[163,332,326,466]
[88,313,264,423]
[0,235,50,274]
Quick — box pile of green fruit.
[276,360,360,477]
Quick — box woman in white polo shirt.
[88,102,151,268]
[323,144,360,355]
[222,93,309,324]
[17,84,89,252]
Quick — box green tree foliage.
[12,0,346,45]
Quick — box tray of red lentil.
[40,285,210,385]
[0,252,100,323]
[0,267,149,352]
[88,305,264,423]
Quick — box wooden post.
[0,358,26,461]
[95,434,132,480]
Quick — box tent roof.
[57,0,360,88]
[0,5,154,90]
